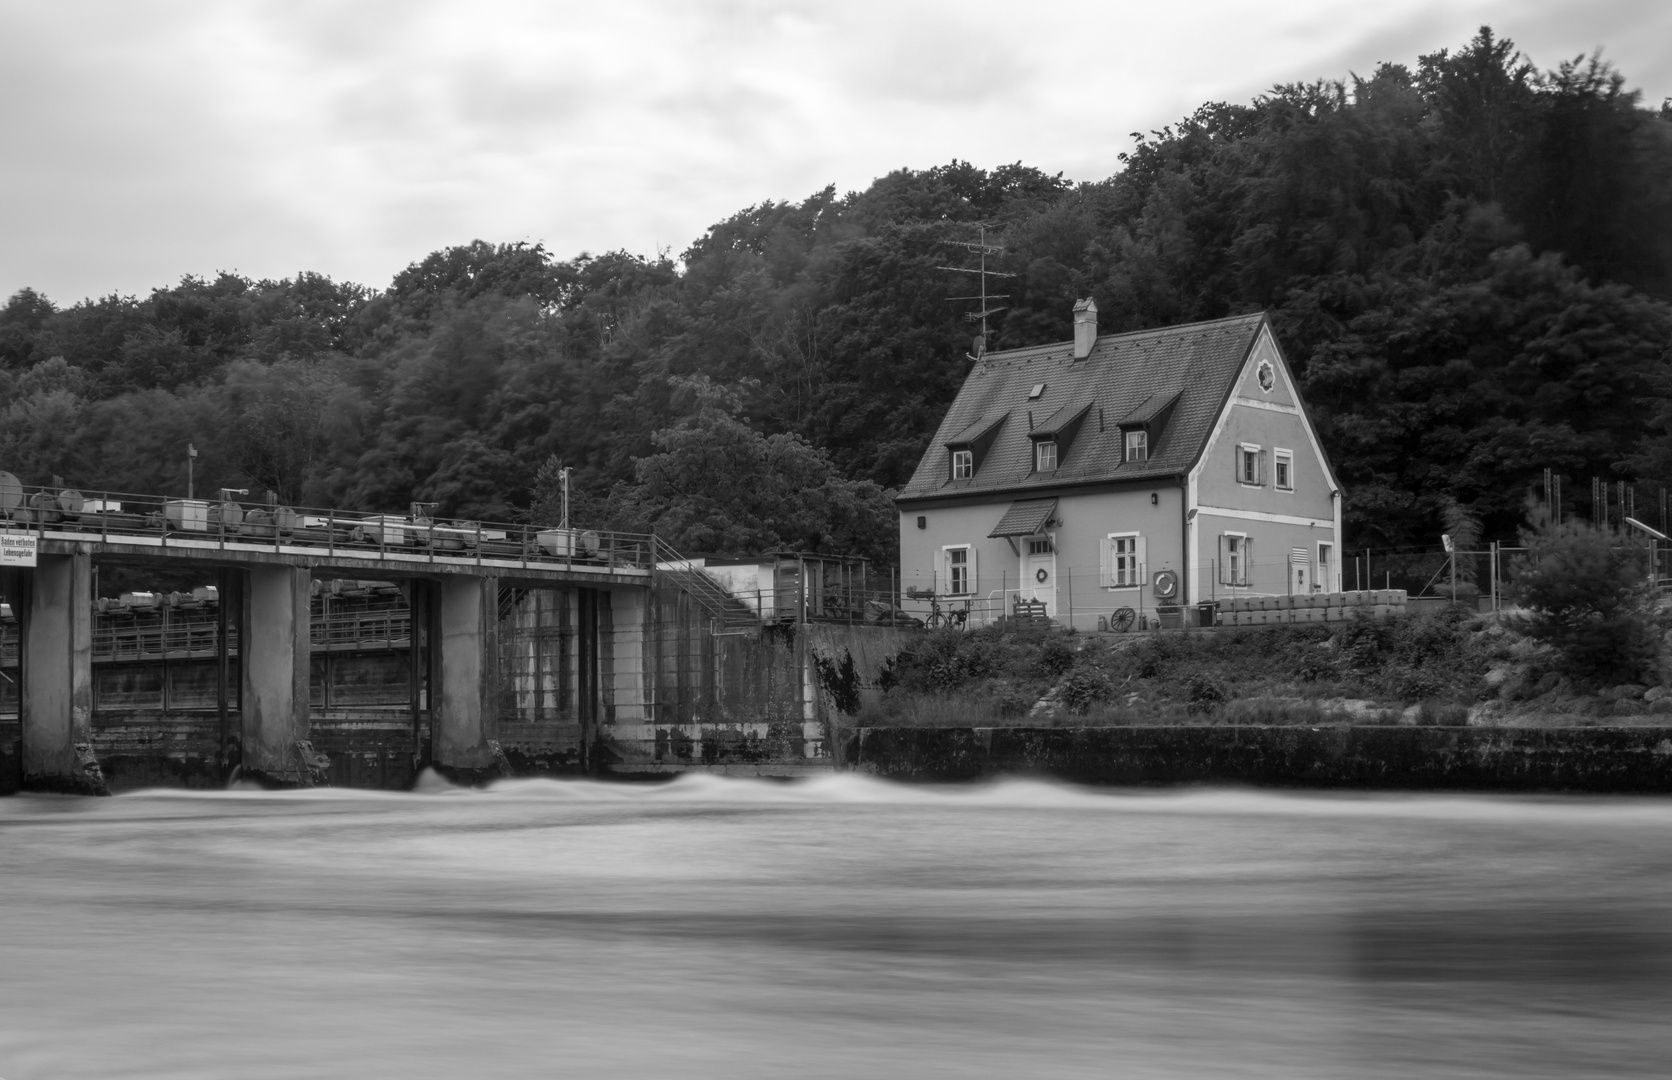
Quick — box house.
[896,300,1343,629]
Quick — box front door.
[1022,536,1057,616]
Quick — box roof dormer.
[943,411,1009,482]
[1116,389,1181,464]
[1028,401,1092,472]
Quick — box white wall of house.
[1188,326,1341,604]
[899,483,1185,630]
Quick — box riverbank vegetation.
[2,28,1670,563]
[857,513,1672,729]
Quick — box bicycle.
[912,590,971,630]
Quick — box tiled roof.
[1030,401,1091,438]
[987,499,1058,538]
[945,412,1009,446]
[1118,388,1181,427]
[899,312,1268,502]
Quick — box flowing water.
[2,775,1670,1079]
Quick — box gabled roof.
[899,312,1268,502]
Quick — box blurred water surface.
[2,774,1670,1079]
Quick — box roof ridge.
[980,311,1265,365]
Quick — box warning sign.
[0,532,38,567]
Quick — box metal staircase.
[652,539,762,630]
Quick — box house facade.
[896,301,1343,630]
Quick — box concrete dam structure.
[0,481,907,793]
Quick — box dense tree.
[0,26,1668,559]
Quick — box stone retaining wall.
[844,725,1672,792]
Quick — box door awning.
[988,498,1058,538]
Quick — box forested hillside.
[2,28,1669,563]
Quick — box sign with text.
[0,531,38,567]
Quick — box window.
[1219,533,1251,586]
[1034,439,1057,472]
[945,546,973,595]
[1125,429,1147,463]
[1028,383,1046,400]
[1238,443,1262,485]
[1100,533,1144,588]
[1274,449,1293,491]
[951,448,973,480]
[1027,537,1054,556]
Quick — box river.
[2,775,1669,1079]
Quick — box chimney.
[1072,298,1097,360]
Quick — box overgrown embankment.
[863,608,1672,729]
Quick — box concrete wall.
[846,725,1672,792]
[605,615,915,776]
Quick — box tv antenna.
[938,223,1013,361]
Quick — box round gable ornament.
[1257,359,1276,393]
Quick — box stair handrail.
[652,537,761,626]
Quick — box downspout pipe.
[1178,475,1190,611]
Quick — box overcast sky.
[1,0,1667,306]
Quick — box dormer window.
[951,449,973,480]
[1125,429,1147,463]
[1035,440,1058,472]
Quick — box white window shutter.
[969,546,979,596]
[1218,535,1230,584]
[1136,535,1148,589]
[1242,538,1253,586]
[1099,537,1113,588]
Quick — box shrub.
[1185,673,1226,715]
[1507,516,1659,683]
[1059,668,1114,713]
[1035,634,1078,677]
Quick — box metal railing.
[0,482,657,574]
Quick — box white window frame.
[1125,429,1147,463]
[1221,531,1250,587]
[1273,448,1294,492]
[942,544,974,597]
[1238,443,1262,486]
[1034,439,1057,472]
[950,448,973,480]
[1026,537,1054,556]
[1101,531,1145,589]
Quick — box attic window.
[1035,440,1058,472]
[1125,429,1147,463]
[1027,383,1046,400]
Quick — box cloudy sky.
[1,0,1667,306]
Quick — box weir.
[0,483,908,792]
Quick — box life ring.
[1035,568,1049,583]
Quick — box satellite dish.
[972,334,986,357]
[0,471,22,511]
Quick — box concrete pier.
[19,553,99,792]
[240,565,313,783]
[432,575,497,773]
